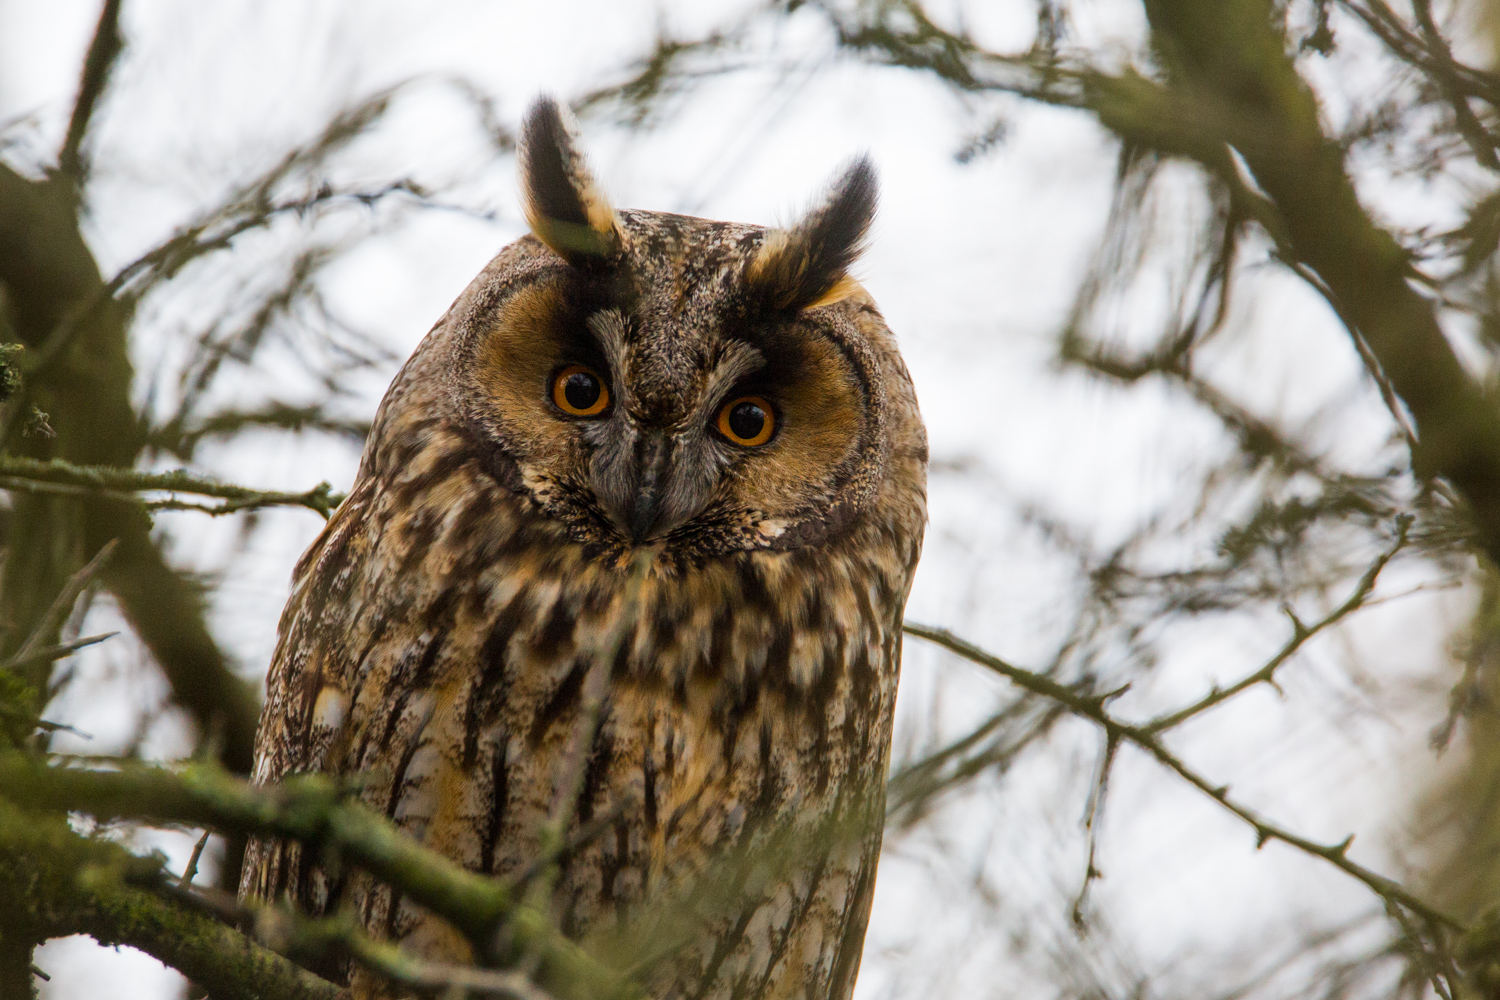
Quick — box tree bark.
[0,165,258,902]
[1130,0,1500,564]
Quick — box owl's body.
[241,101,926,1000]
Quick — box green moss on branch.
[0,455,342,518]
[0,803,342,1000]
[0,753,628,999]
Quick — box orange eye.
[552,365,610,417]
[716,395,775,447]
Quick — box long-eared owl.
[240,97,927,1000]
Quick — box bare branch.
[902,622,1466,939]
[885,696,1066,827]
[1339,0,1500,109]
[8,539,116,670]
[180,829,211,887]
[149,402,370,462]
[524,555,651,928]
[1072,730,1119,927]
[722,0,1500,565]
[56,0,124,184]
[1146,515,1411,732]
[1408,0,1500,170]
[161,880,560,999]
[0,632,117,674]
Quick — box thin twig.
[1146,516,1411,733]
[901,622,1466,934]
[250,903,560,999]
[11,540,117,664]
[1072,730,1119,928]
[1282,256,1422,454]
[0,632,116,673]
[21,179,419,384]
[1385,897,1458,1000]
[520,554,652,967]
[542,555,651,842]
[181,829,212,886]
[1211,133,1427,460]
[0,455,342,519]
[300,913,561,1000]
[0,474,336,519]
[512,793,640,891]
[1410,0,1500,170]
[885,697,1067,827]
[1339,0,1500,108]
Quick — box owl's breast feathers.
[243,363,924,999]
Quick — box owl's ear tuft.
[519,96,621,262]
[748,157,877,312]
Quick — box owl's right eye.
[551,365,610,417]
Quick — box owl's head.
[373,97,925,567]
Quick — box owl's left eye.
[551,365,610,417]
[715,395,776,447]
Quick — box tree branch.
[7,539,115,692]
[0,632,116,674]
[256,908,558,1000]
[148,402,370,463]
[0,455,342,519]
[0,155,258,814]
[0,804,342,1000]
[1123,0,1500,564]
[1339,0,1500,109]
[0,755,630,1000]
[56,0,124,185]
[760,0,1500,564]
[1145,515,1411,732]
[901,622,1465,937]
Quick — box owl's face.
[387,100,922,568]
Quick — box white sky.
[0,2,1477,998]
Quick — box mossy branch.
[255,908,558,1000]
[0,803,341,1000]
[0,753,630,999]
[0,454,343,519]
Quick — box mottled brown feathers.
[241,106,925,1000]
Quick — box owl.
[240,97,927,1000]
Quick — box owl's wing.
[825,825,881,1000]
[239,482,376,910]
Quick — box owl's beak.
[626,431,671,544]
[594,426,702,546]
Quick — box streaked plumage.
[241,97,927,1000]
